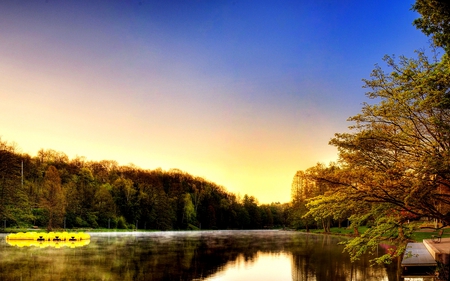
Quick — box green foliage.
[0,140,21,226]
[291,46,450,263]
[0,139,289,231]
[86,212,99,228]
[41,166,65,230]
[117,216,127,229]
[32,208,48,227]
[243,195,261,229]
[183,193,196,225]
[340,208,414,264]
[75,216,88,227]
[412,0,450,51]
[93,183,115,227]
[311,226,369,235]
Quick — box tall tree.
[182,193,196,227]
[0,140,20,227]
[41,166,66,231]
[243,195,261,229]
[93,183,116,227]
[337,52,450,221]
[290,171,313,230]
[150,189,175,230]
[112,177,139,225]
[308,50,450,263]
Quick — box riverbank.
[2,226,447,243]
[0,228,157,234]
[302,226,449,242]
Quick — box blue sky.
[0,0,430,203]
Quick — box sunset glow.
[0,0,428,203]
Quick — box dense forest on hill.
[0,140,289,231]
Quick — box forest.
[0,141,289,231]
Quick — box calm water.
[0,230,401,281]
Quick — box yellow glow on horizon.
[0,22,344,205]
[0,121,339,204]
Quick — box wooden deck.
[423,238,450,264]
[401,243,437,267]
[401,238,450,279]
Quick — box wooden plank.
[401,243,437,267]
[423,238,450,264]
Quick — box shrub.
[117,216,127,229]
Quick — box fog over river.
[0,230,401,281]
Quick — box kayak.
[6,232,90,241]
[6,239,90,248]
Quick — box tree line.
[0,143,289,231]
[289,0,450,264]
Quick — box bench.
[432,229,444,243]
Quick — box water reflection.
[205,252,292,281]
[0,230,399,281]
[290,234,395,281]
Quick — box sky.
[0,0,430,204]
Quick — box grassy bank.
[0,228,159,234]
[298,226,449,242]
[301,226,368,236]
[3,227,446,241]
[410,230,450,242]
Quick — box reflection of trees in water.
[109,232,290,280]
[0,231,397,281]
[290,234,393,281]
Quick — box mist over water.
[0,230,398,280]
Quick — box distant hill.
[0,139,288,230]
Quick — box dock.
[402,243,437,267]
[402,242,437,279]
[402,238,450,267]
[401,238,450,279]
[423,238,450,265]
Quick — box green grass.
[5,226,441,239]
[299,226,449,242]
[1,227,160,233]
[410,230,450,242]
[306,226,368,235]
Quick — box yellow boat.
[6,232,90,242]
[6,239,90,248]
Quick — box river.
[0,230,404,280]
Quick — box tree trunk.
[398,225,405,240]
[322,219,331,233]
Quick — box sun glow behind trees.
[0,143,289,231]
